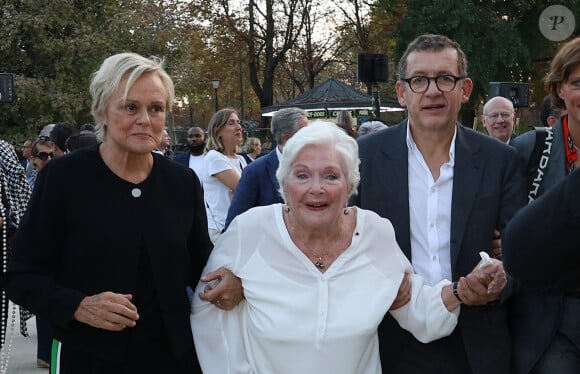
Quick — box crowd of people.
[0,33,578,373]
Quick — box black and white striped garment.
[0,140,32,339]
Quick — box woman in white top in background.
[191,122,503,374]
[202,108,246,243]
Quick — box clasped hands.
[456,257,507,305]
[390,256,508,310]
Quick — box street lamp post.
[211,78,220,112]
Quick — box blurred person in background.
[240,137,261,164]
[65,133,98,153]
[79,123,95,134]
[29,138,54,186]
[481,96,516,144]
[358,120,388,138]
[153,128,173,159]
[174,126,206,182]
[49,123,77,157]
[540,95,563,128]
[202,108,246,243]
[336,110,356,138]
[20,139,35,181]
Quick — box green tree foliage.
[0,0,184,142]
[388,0,530,109]
[380,0,580,120]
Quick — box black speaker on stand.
[357,54,388,83]
[357,54,388,119]
[489,82,529,108]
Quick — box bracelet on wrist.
[452,281,463,304]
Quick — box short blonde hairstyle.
[276,121,360,200]
[89,52,175,141]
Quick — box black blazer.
[506,119,572,374]
[504,167,580,291]
[173,151,189,167]
[5,147,212,364]
[353,121,526,373]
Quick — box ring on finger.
[215,299,222,307]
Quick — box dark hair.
[398,34,468,79]
[31,138,53,157]
[65,133,98,152]
[79,123,95,133]
[540,95,562,126]
[50,123,77,152]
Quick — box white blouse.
[202,150,246,231]
[191,205,459,374]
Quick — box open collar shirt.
[406,122,456,285]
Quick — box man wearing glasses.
[481,96,517,144]
[353,34,525,373]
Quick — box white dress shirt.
[191,205,459,374]
[407,124,456,285]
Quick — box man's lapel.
[379,123,412,259]
[266,150,280,198]
[450,126,484,270]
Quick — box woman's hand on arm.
[73,292,139,331]
[390,272,412,310]
[198,267,244,310]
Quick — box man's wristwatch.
[452,281,463,304]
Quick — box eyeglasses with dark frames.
[401,75,465,93]
[33,152,54,161]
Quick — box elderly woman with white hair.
[191,121,500,374]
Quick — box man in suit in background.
[21,139,35,181]
[481,96,517,144]
[353,34,526,373]
[174,126,206,181]
[224,107,308,230]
